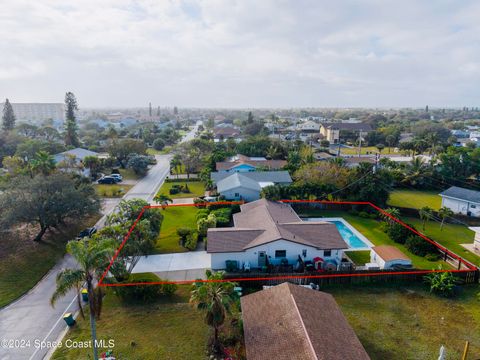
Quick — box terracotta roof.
[241,283,371,360]
[372,245,411,262]
[216,159,287,171]
[207,199,347,253]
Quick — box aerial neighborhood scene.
[2,1,480,360]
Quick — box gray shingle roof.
[56,148,99,160]
[440,186,480,204]
[216,173,262,193]
[211,170,292,184]
[241,283,371,360]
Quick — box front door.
[258,251,266,267]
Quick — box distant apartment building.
[319,122,372,144]
[3,103,64,123]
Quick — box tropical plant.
[419,206,434,230]
[154,194,173,209]
[29,151,56,176]
[380,207,401,224]
[424,268,456,297]
[438,206,454,231]
[190,270,237,354]
[51,238,114,360]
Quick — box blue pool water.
[306,218,368,248]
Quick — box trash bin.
[63,313,76,327]
[81,289,88,302]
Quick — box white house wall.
[211,239,343,269]
[442,197,480,217]
[220,186,260,202]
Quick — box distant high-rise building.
[1,103,64,123]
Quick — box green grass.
[403,216,480,267]
[146,146,172,155]
[299,209,444,269]
[345,250,370,265]
[156,181,205,199]
[0,216,99,308]
[330,283,480,360]
[94,184,133,198]
[155,207,199,253]
[388,189,442,210]
[118,168,142,180]
[338,146,401,155]
[51,286,209,360]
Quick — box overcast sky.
[1,0,479,108]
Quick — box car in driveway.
[76,227,97,240]
[109,174,123,182]
[97,176,117,184]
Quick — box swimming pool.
[305,218,371,249]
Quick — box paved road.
[0,155,171,360]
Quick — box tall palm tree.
[170,154,182,179]
[190,270,237,354]
[438,206,454,231]
[419,206,434,230]
[30,151,56,176]
[51,239,114,360]
[381,207,401,224]
[402,157,431,187]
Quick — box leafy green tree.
[438,206,454,231]
[83,156,102,179]
[0,173,100,241]
[419,206,434,230]
[2,98,16,131]
[51,238,115,360]
[127,154,150,176]
[375,143,385,154]
[64,92,80,147]
[424,268,456,297]
[170,154,182,179]
[108,139,146,168]
[197,213,217,237]
[29,151,56,175]
[190,270,237,354]
[154,194,172,209]
[153,138,165,151]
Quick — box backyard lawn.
[0,216,99,308]
[387,189,442,210]
[95,184,133,198]
[51,286,209,360]
[345,250,370,265]
[331,283,480,360]
[154,206,198,253]
[156,181,205,199]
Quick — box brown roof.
[343,157,375,164]
[372,245,411,262]
[216,157,287,171]
[213,127,240,137]
[322,122,373,132]
[241,283,371,360]
[207,199,347,253]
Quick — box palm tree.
[402,157,431,187]
[30,151,56,176]
[438,206,454,231]
[381,207,401,224]
[190,270,237,354]
[170,154,182,179]
[154,194,173,209]
[51,239,114,360]
[419,206,434,230]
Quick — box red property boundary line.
[98,200,478,287]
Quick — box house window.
[471,205,477,209]
[275,250,287,258]
[302,249,307,258]
[324,250,332,257]
[234,193,240,197]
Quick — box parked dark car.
[76,227,97,240]
[97,176,117,184]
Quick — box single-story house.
[439,186,480,217]
[211,171,292,201]
[241,283,371,360]
[342,156,375,168]
[213,126,240,141]
[370,245,412,269]
[54,148,100,177]
[207,199,348,269]
[216,154,287,173]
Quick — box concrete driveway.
[132,251,211,281]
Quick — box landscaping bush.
[169,187,180,195]
[425,253,441,262]
[358,211,370,218]
[405,235,438,257]
[385,222,415,244]
[349,209,359,216]
[177,227,193,245]
[196,209,210,221]
[153,138,165,151]
[424,270,457,297]
[114,273,178,302]
[212,208,232,219]
[161,283,178,296]
[184,232,198,250]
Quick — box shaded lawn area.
[51,286,209,360]
[94,184,133,198]
[329,283,480,360]
[0,216,99,308]
[154,206,198,253]
[387,189,442,210]
[298,209,444,269]
[403,216,480,268]
[156,181,205,199]
[345,250,370,265]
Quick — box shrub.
[368,213,377,219]
[169,187,180,195]
[349,209,359,216]
[424,270,457,297]
[161,283,178,296]
[127,154,150,176]
[153,138,165,151]
[215,216,230,226]
[196,209,210,221]
[212,207,232,219]
[184,232,198,250]
[177,227,193,244]
[405,235,438,257]
[385,222,414,244]
[114,274,178,302]
[425,253,441,262]
[358,211,370,218]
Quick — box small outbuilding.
[370,245,412,269]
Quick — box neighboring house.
[54,148,100,177]
[440,186,480,217]
[211,171,292,201]
[320,122,372,144]
[313,151,334,161]
[342,156,375,168]
[216,154,287,172]
[213,126,240,141]
[467,227,480,252]
[207,199,348,269]
[370,245,412,269]
[241,283,371,360]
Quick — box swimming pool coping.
[305,217,374,251]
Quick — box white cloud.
[0,0,479,107]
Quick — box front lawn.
[51,286,209,359]
[154,206,199,253]
[330,283,480,359]
[298,209,443,269]
[0,216,99,308]
[387,189,442,210]
[95,184,133,198]
[337,146,400,155]
[156,181,205,199]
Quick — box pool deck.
[306,217,374,251]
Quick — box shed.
[370,245,412,269]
